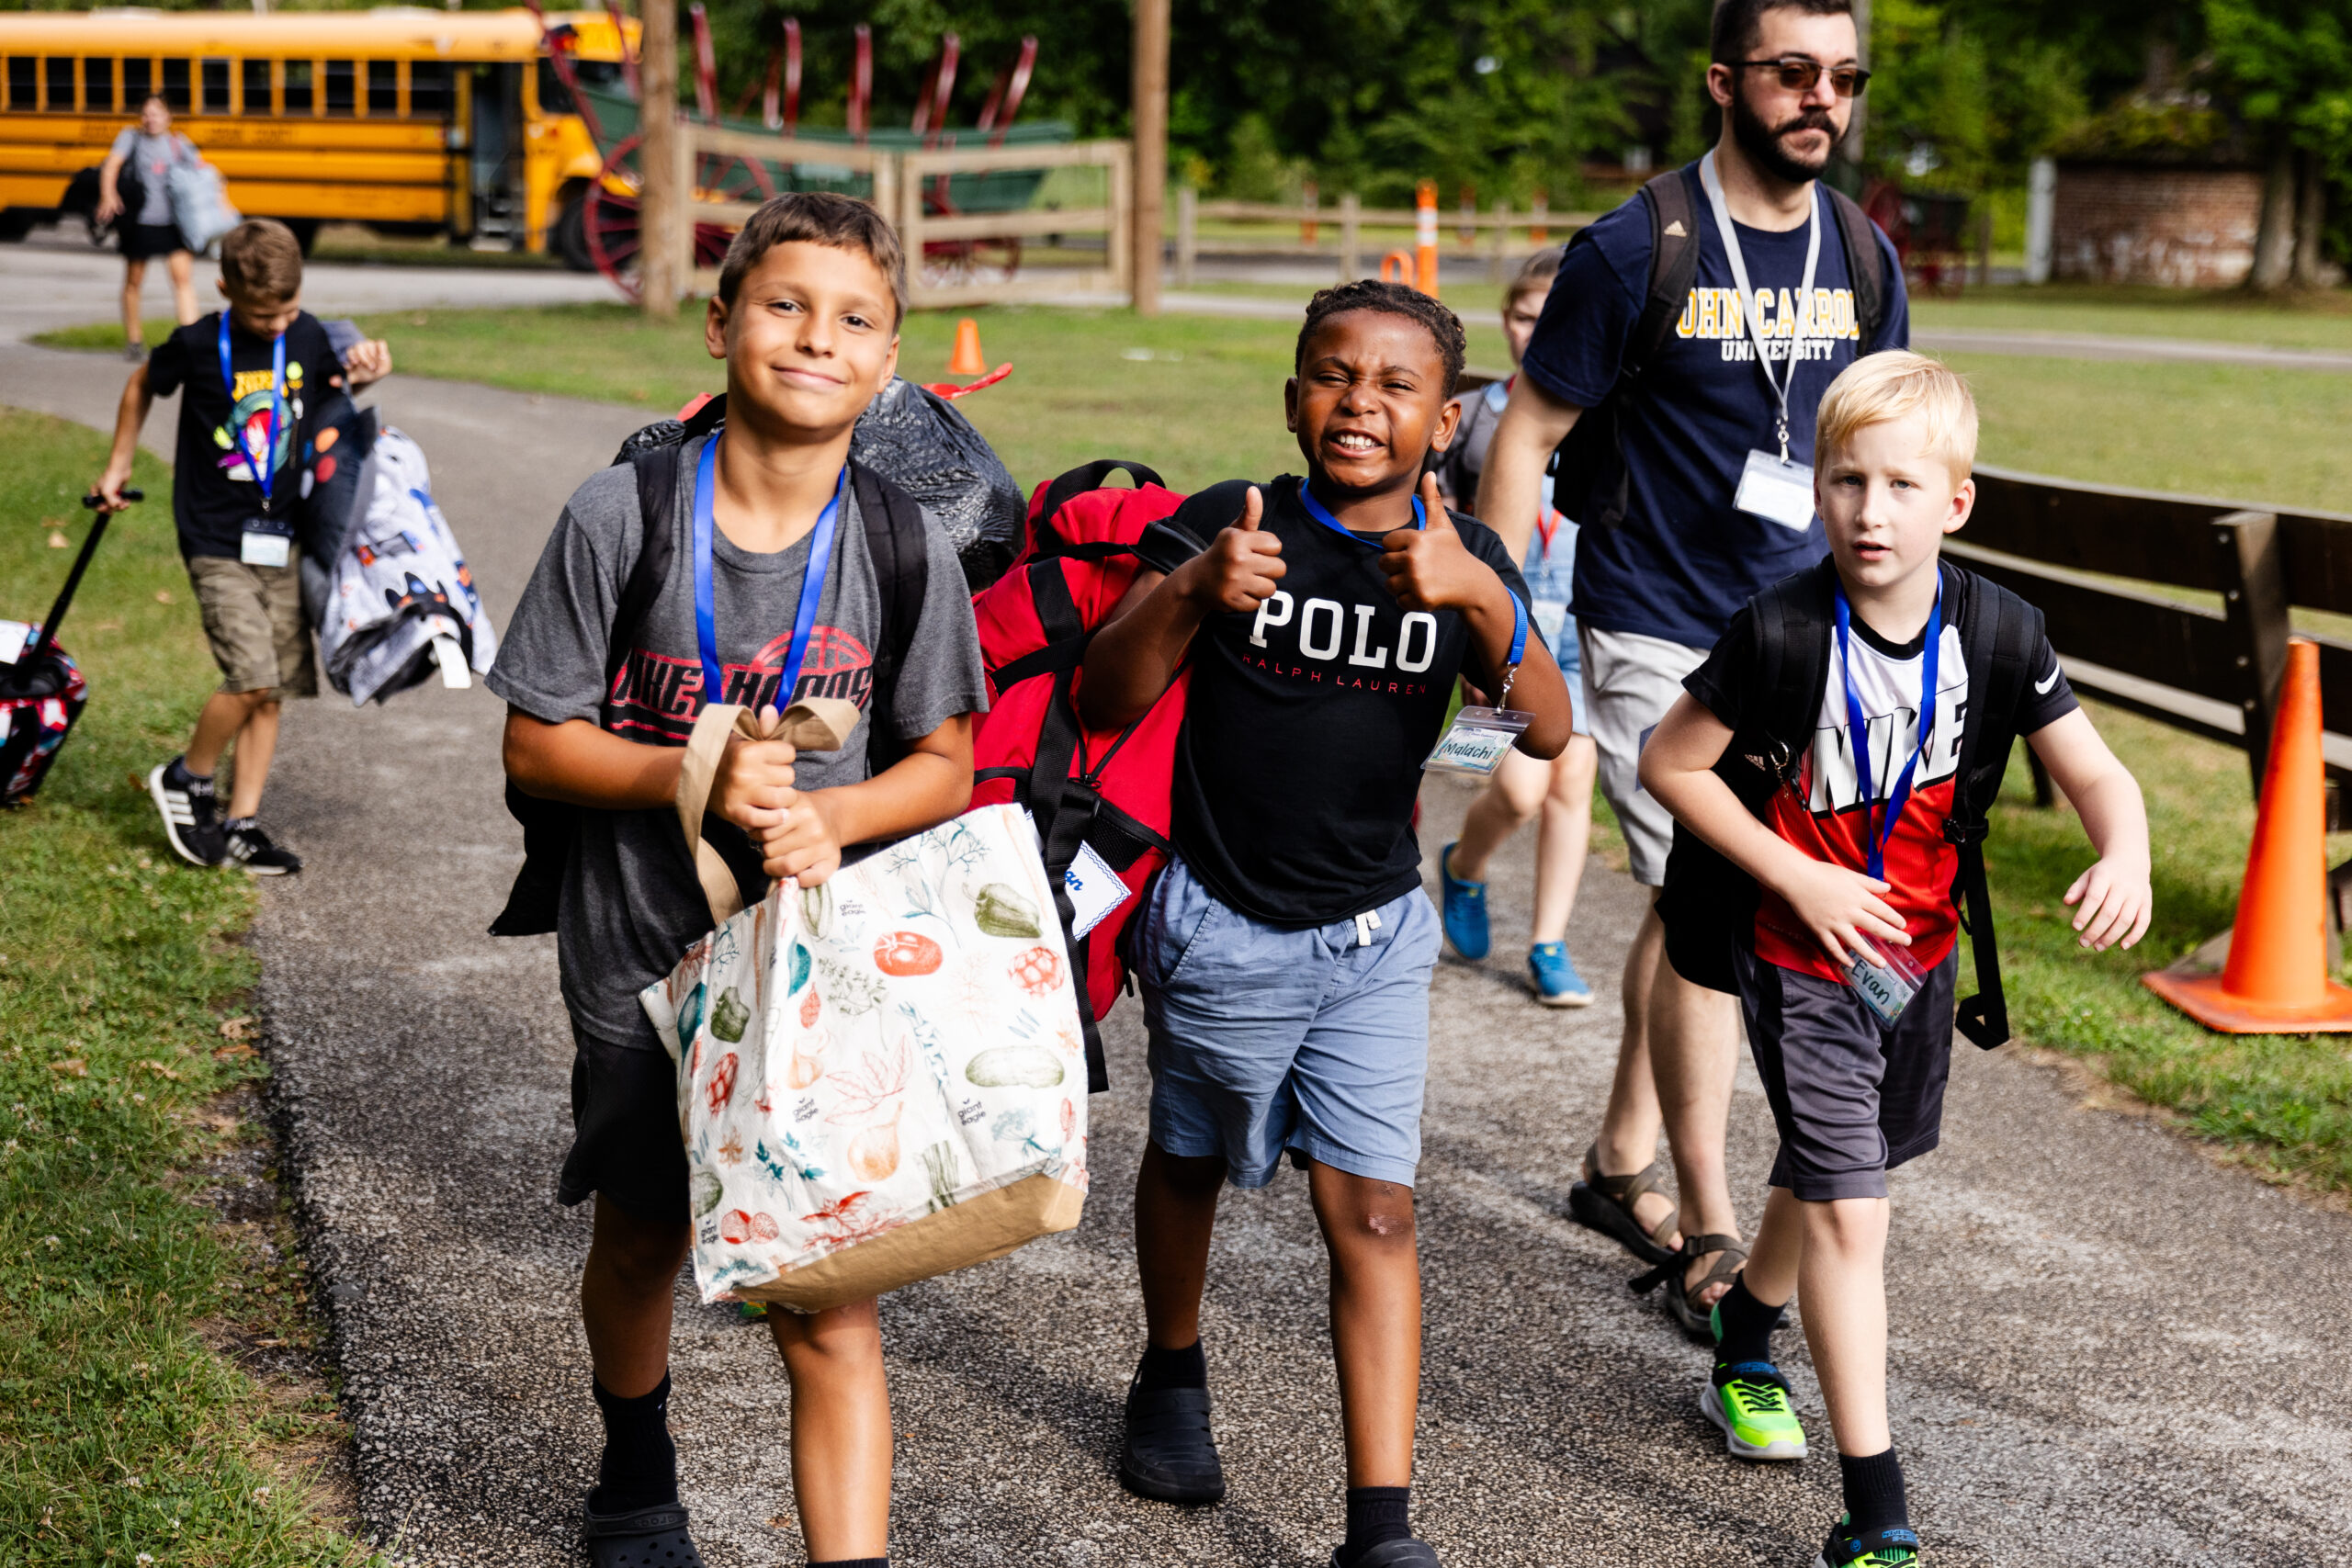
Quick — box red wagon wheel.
[583,130,770,303]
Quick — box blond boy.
[1639,351,2150,1565]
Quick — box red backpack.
[970,461,1207,1090]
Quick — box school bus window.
[410,59,451,118]
[46,55,74,111]
[368,59,397,117]
[243,58,272,116]
[283,58,312,114]
[124,56,152,107]
[6,57,35,111]
[161,57,189,110]
[324,58,354,115]
[85,58,116,113]
[202,59,230,114]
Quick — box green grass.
[1978,701,2352,1191]
[0,411,378,1566]
[1913,282,2352,354]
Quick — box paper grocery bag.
[641,702,1090,1312]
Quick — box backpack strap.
[851,462,932,775]
[1035,459,1166,544]
[1826,186,1889,350]
[1940,562,2037,1050]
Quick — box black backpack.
[1553,164,1890,531]
[1656,558,2041,1048]
[489,394,931,937]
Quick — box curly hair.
[1294,280,1467,401]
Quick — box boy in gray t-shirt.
[486,194,988,1568]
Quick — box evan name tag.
[1733,449,1816,532]
[241,530,291,569]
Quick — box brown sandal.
[1631,1232,1748,1340]
[1566,1141,1680,1267]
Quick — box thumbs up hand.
[1179,483,1286,614]
[1378,471,1485,613]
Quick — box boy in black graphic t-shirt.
[1078,281,1576,1567]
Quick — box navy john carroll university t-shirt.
[1520,162,1908,649]
[1167,477,1536,928]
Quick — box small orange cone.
[948,317,987,377]
[2144,637,2352,1032]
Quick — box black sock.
[173,758,214,792]
[1338,1485,1410,1564]
[1136,1338,1206,1392]
[808,1560,888,1568]
[1838,1447,1908,1534]
[588,1373,678,1515]
[1712,1274,1787,1367]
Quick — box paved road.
[14,317,2352,1567]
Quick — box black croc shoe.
[1330,1540,1442,1568]
[582,1499,707,1567]
[1117,1380,1227,1504]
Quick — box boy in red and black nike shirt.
[1641,351,2150,1567]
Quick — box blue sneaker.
[1528,942,1594,1007]
[1439,842,1489,960]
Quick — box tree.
[2205,0,2352,288]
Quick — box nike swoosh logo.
[2035,667,2060,694]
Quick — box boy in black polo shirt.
[1078,280,1577,1567]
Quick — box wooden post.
[1339,192,1361,283]
[1301,179,1317,245]
[639,0,680,315]
[1130,0,1169,314]
[1488,197,1510,283]
[2217,508,2290,788]
[1175,185,1196,288]
[1107,147,1134,299]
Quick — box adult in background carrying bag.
[1465,0,1909,1326]
[95,94,204,358]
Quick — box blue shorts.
[1555,611,1591,738]
[1137,858,1440,1189]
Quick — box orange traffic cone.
[948,317,987,377]
[2143,637,2352,1032]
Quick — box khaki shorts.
[1577,623,1708,887]
[187,553,318,697]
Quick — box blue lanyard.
[219,313,287,512]
[1296,479,1526,669]
[1833,580,1941,885]
[692,433,846,713]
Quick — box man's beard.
[1729,85,1842,186]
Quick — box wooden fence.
[1172,189,1602,287]
[673,124,1130,308]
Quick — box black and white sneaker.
[223,820,302,875]
[149,757,226,866]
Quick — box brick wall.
[2052,162,2263,288]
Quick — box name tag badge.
[241,530,291,569]
[1734,449,1816,532]
[1844,937,1927,1028]
[0,619,31,666]
[1531,598,1570,646]
[1423,705,1532,777]
[1063,840,1132,939]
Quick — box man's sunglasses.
[1736,58,1871,96]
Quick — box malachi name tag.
[1423,705,1532,777]
[1063,840,1131,939]
[241,529,291,569]
[1734,449,1816,532]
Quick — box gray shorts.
[1137,858,1439,1190]
[1732,942,1958,1201]
[1577,624,1707,886]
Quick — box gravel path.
[10,332,2348,1568]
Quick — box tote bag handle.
[673,696,865,927]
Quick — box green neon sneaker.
[1700,1359,1807,1461]
[1813,1515,1922,1567]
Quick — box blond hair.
[218,219,304,301]
[1815,350,1977,482]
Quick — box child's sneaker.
[1117,1376,1225,1505]
[223,820,303,875]
[149,757,226,866]
[1701,1359,1806,1461]
[1438,843,1488,960]
[1527,942,1593,1006]
[1814,1516,1921,1566]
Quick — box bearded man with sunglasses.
[1464,0,1907,1366]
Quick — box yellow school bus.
[0,7,635,260]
